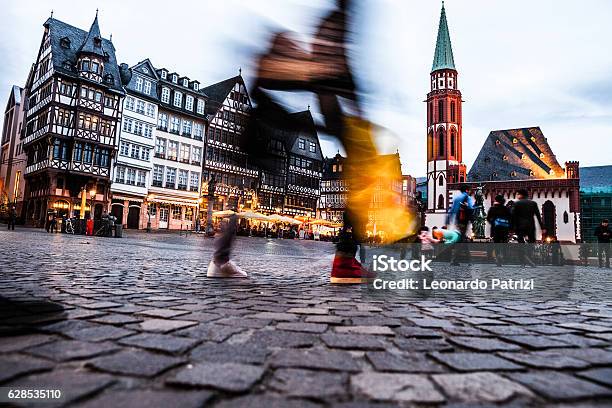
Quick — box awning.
[112,195,144,203]
[149,197,198,207]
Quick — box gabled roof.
[580,165,612,190]
[77,15,106,58]
[284,110,323,160]
[200,75,244,115]
[468,127,565,182]
[432,2,456,72]
[322,153,345,180]
[132,59,159,80]
[44,17,124,92]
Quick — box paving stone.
[215,395,321,408]
[0,334,56,353]
[558,322,612,333]
[216,316,271,328]
[350,317,403,327]
[351,372,445,403]
[4,369,114,405]
[277,322,328,333]
[174,323,245,342]
[249,330,316,348]
[139,318,198,333]
[393,337,453,352]
[526,324,575,335]
[321,333,388,350]
[430,352,523,371]
[551,333,608,347]
[109,304,148,314]
[508,371,612,400]
[576,368,612,387]
[136,308,191,318]
[408,318,454,328]
[118,333,199,354]
[448,336,521,351]
[190,342,270,364]
[0,354,53,382]
[501,317,548,325]
[90,314,142,325]
[76,389,214,408]
[442,325,490,336]
[269,368,348,398]
[25,340,119,361]
[395,326,444,338]
[460,317,505,325]
[497,351,590,369]
[480,325,534,336]
[251,312,299,321]
[69,325,136,342]
[366,351,445,373]
[287,307,329,315]
[81,301,122,309]
[305,315,347,324]
[168,362,265,392]
[557,348,612,364]
[271,349,361,372]
[335,326,395,336]
[87,349,185,377]
[432,372,534,402]
[501,335,571,349]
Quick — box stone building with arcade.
[423,3,581,242]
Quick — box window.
[123,118,133,132]
[182,120,192,136]
[168,141,178,160]
[126,168,136,185]
[60,82,73,96]
[194,123,203,139]
[165,167,176,188]
[172,74,178,83]
[141,147,150,161]
[298,138,305,149]
[146,103,155,117]
[57,108,72,127]
[120,141,130,156]
[136,100,145,114]
[155,138,166,157]
[183,79,189,87]
[192,146,202,164]
[178,170,188,189]
[130,144,141,159]
[160,70,167,80]
[451,101,456,122]
[451,131,456,157]
[170,116,180,133]
[437,194,445,209]
[144,124,153,138]
[52,139,69,160]
[180,144,190,163]
[83,144,93,163]
[115,166,126,183]
[438,100,444,122]
[190,172,199,191]
[73,142,83,162]
[309,141,316,153]
[144,80,152,95]
[185,95,194,111]
[137,170,146,187]
[135,77,143,92]
[172,205,182,220]
[81,60,90,72]
[438,175,444,186]
[161,87,170,104]
[173,92,182,108]
[196,99,205,114]
[153,165,164,186]
[193,83,199,91]
[125,96,135,111]
[133,121,143,136]
[158,113,168,130]
[438,129,445,156]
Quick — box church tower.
[426,2,466,212]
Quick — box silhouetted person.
[7,205,16,230]
[595,219,611,268]
[512,189,545,266]
[487,195,511,266]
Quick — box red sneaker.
[330,255,376,284]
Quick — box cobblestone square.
[1,228,611,407]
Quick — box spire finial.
[238,67,242,76]
[50,10,54,19]
[96,8,99,17]
[110,33,113,42]
[307,104,310,111]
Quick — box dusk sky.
[1,0,611,176]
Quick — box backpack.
[494,217,511,230]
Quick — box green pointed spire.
[432,1,456,72]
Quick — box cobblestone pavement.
[1,227,611,407]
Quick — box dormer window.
[160,70,167,80]
[193,83,199,91]
[81,60,90,72]
[94,37,102,48]
[172,74,178,83]
[183,79,189,87]
[60,37,71,49]
[104,74,114,84]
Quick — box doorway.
[127,204,141,229]
[159,205,169,229]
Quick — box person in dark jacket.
[7,205,17,230]
[594,219,611,268]
[511,189,545,266]
[487,195,511,266]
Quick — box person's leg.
[605,243,610,268]
[598,243,604,267]
[208,214,246,278]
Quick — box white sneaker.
[207,260,248,278]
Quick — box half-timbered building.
[110,59,158,229]
[21,14,126,225]
[318,153,347,223]
[200,75,257,213]
[147,67,207,230]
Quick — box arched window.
[438,100,444,122]
[563,211,569,224]
[428,102,433,125]
[450,130,456,157]
[451,101,456,122]
[427,131,433,160]
[438,128,445,156]
[437,194,445,209]
[438,175,444,186]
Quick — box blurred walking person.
[446,185,474,266]
[487,195,511,266]
[595,219,611,268]
[511,189,545,267]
